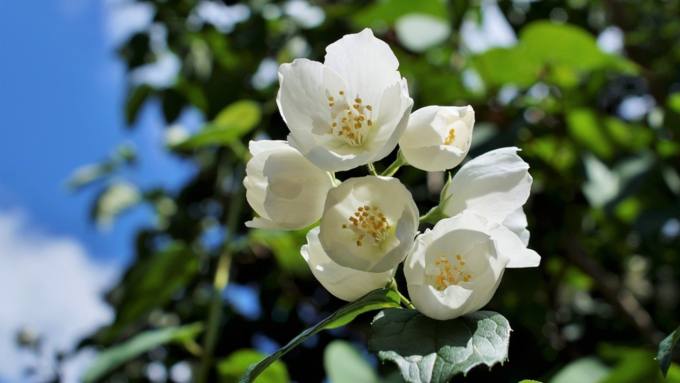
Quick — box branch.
[565,240,657,344]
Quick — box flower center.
[341,204,391,247]
[444,128,456,145]
[426,253,472,291]
[326,90,374,147]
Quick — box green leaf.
[658,326,680,377]
[125,84,153,126]
[394,14,451,53]
[106,243,199,340]
[368,309,511,383]
[352,0,447,28]
[172,100,261,150]
[551,357,611,383]
[664,93,680,131]
[239,288,401,383]
[219,349,289,383]
[599,345,680,383]
[91,182,141,229]
[66,162,117,192]
[472,48,540,88]
[520,21,608,71]
[83,322,203,383]
[324,340,379,383]
[566,109,615,160]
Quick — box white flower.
[441,147,540,268]
[243,140,335,230]
[301,227,394,302]
[277,29,413,172]
[399,106,475,172]
[318,176,419,273]
[404,211,510,320]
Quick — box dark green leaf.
[162,88,186,124]
[83,322,203,383]
[105,243,199,340]
[239,289,401,383]
[368,309,511,383]
[172,100,261,150]
[125,84,153,126]
[658,326,680,377]
[219,349,289,383]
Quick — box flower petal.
[277,59,326,148]
[487,223,541,268]
[407,284,474,320]
[502,207,530,246]
[302,228,394,301]
[443,147,532,224]
[324,29,401,109]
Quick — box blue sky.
[0,0,194,261]
[0,1,197,381]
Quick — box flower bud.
[244,140,335,230]
[399,106,474,172]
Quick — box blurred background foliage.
[63,0,680,381]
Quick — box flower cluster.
[243,29,540,320]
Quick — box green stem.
[397,290,415,309]
[197,165,245,383]
[388,279,416,309]
[419,206,445,225]
[380,150,407,177]
[368,162,378,176]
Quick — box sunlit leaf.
[604,117,654,150]
[239,289,401,383]
[172,100,261,150]
[368,309,510,383]
[395,14,451,53]
[352,0,447,28]
[600,345,680,383]
[91,182,141,229]
[521,22,606,70]
[324,340,379,383]
[472,48,539,88]
[219,349,289,383]
[551,357,611,383]
[66,162,117,192]
[83,323,203,383]
[566,109,615,159]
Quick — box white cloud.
[0,210,119,382]
[104,0,155,46]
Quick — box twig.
[565,240,657,344]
